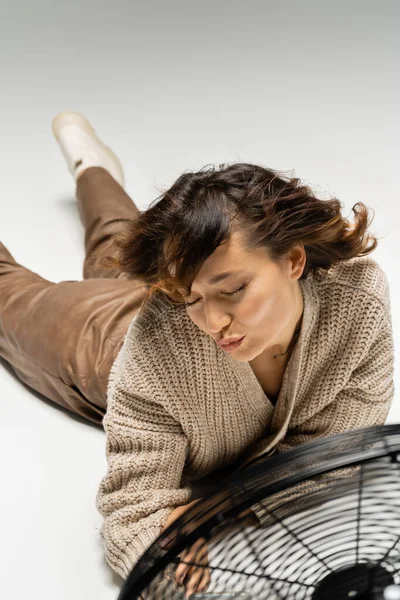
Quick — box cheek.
[243,284,289,328]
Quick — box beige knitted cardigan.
[96,256,395,579]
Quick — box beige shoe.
[52,111,124,187]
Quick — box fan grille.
[119,425,400,600]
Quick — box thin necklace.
[273,322,302,359]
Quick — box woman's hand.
[159,502,257,596]
[160,500,211,597]
[175,536,210,598]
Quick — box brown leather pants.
[0,167,148,426]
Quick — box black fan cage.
[118,424,400,600]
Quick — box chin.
[234,346,259,363]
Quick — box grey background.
[0,1,398,598]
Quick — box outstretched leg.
[0,113,148,424]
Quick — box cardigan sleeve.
[96,357,193,580]
[250,307,395,525]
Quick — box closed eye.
[184,283,248,308]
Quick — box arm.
[250,308,395,525]
[96,365,193,580]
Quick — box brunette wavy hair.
[104,162,378,308]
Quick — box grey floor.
[0,1,399,599]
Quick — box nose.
[203,304,232,335]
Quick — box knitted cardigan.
[96,256,395,579]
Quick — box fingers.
[175,537,206,584]
[196,566,212,594]
[174,537,210,597]
[184,563,211,598]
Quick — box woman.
[0,111,394,597]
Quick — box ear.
[288,244,306,280]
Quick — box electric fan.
[117,424,400,600]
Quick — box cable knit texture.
[96,256,395,579]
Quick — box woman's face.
[182,230,305,362]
